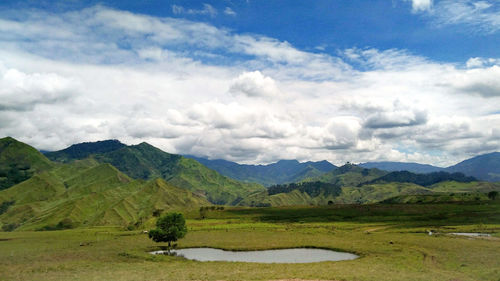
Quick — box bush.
[2,223,19,232]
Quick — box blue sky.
[3,0,499,62]
[0,0,499,166]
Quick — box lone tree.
[488,191,499,200]
[148,212,187,247]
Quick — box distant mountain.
[446,152,500,182]
[0,137,54,190]
[184,156,336,186]
[362,171,477,187]
[237,163,498,207]
[44,139,126,162]
[307,163,388,187]
[359,162,443,174]
[359,153,500,182]
[46,141,264,205]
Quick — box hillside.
[446,152,500,182]
[46,141,265,205]
[0,137,54,190]
[236,163,499,207]
[0,160,210,231]
[185,156,336,186]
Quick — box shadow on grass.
[224,201,500,227]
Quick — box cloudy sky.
[0,0,499,166]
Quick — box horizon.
[6,135,495,168]
[0,1,499,166]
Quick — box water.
[450,232,491,237]
[151,247,358,263]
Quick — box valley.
[1,136,500,280]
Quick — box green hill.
[0,160,210,231]
[0,137,54,190]
[47,141,265,205]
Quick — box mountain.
[46,141,265,205]
[446,152,500,182]
[359,152,500,182]
[0,159,210,231]
[184,156,336,186]
[362,171,477,187]
[307,163,388,187]
[359,161,443,174]
[0,137,54,190]
[44,139,126,162]
[237,163,498,207]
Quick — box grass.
[1,201,500,280]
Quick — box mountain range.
[1,137,500,231]
[185,156,336,186]
[188,152,500,183]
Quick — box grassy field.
[1,202,500,281]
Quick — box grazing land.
[1,202,499,281]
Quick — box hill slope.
[46,141,265,205]
[185,156,336,186]
[0,137,54,190]
[0,160,210,231]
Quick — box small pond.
[450,232,491,237]
[150,247,358,263]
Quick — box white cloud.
[0,5,499,166]
[424,0,500,33]
[224,7,237,16]
[406,0,433,12]
[0,65,78,111]
[172,4,218,18]
[229,71,281,98]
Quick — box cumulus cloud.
[229,71,281,98]
[0,66,77,111]
[0,5,498,166]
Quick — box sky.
[0,0,499,166]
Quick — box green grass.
[1,202,499,280]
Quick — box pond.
[450,232,491,237]
[150,247,359,263]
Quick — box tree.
[148,212,187,247]
[488,191,498,200]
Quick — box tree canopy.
[148,212,187,246]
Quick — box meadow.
[1,201,499,281]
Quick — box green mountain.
[185,156,336,186]
[46,141,265,205]
[0,137,54,190]
[44,139,126,162]
[237,164,500,207]
[0,159,210,231]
